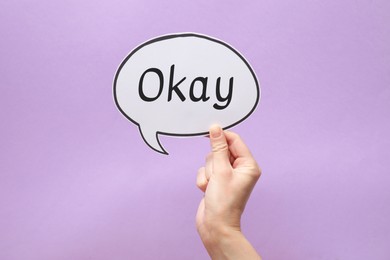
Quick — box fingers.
[224,130,261,178]
[197,153,213,192]
[224,130,253,159]
[209,125,231,173]
[205,153,213,180]
[200,125,260,188]
[197,167,208,192]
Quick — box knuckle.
[197,166,205,175]
[254,164,262,179]
[212,141,228,153]
[248,160,262,179]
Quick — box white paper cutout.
[113,33,260,154]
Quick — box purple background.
[1,0,389,259]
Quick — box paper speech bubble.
[113,33,260,154]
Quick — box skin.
[196,125,262,260]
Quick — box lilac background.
[1,0,389,259]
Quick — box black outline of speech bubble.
[113,33,260,155]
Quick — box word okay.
[138,65,234,110]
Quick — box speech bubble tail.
[139,126,169,155]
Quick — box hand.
[196,125,262,260]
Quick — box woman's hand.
[196,125,262,260]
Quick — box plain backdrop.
[1,0,389,259]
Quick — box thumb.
[209,125,231,171]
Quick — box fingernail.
[210,125,222,138]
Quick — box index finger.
[224,130,253,160]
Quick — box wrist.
[201,224,240,247]
[205,228,261,260]
[198,221,261,260]
[202,226,242,258]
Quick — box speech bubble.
[113,33,260,154]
